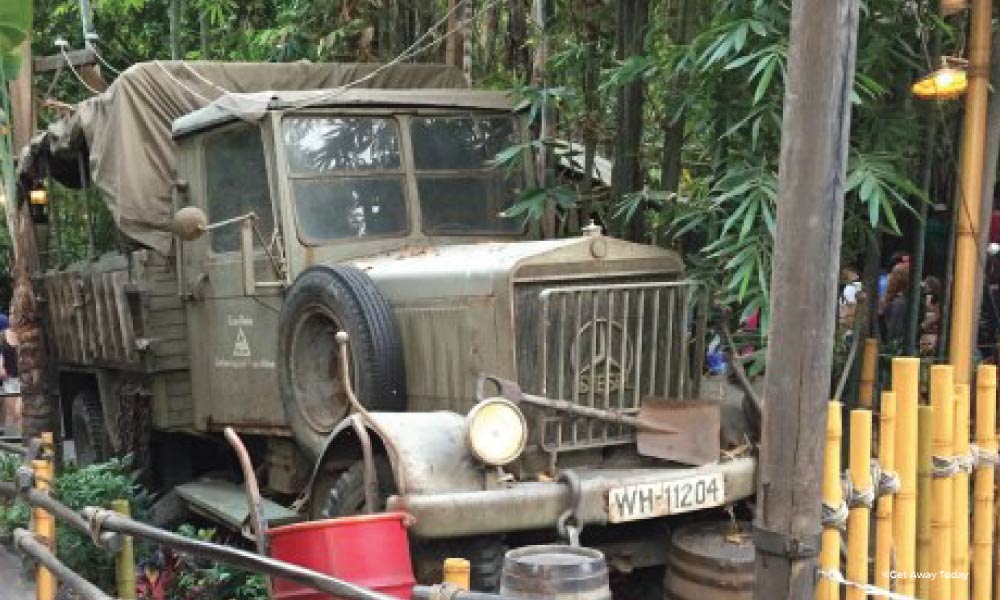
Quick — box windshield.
[411,116,524,235]
[283,117,408,242]
[282,114,524,244]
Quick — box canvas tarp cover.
[19,61,467,255]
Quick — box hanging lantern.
[29,189,48,205]
[913,57,969,100]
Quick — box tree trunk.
[12,192,52,442]
[199,11,210,58]
[611,0,650,242]
[506,0,529,78]
[168,0,183,60]
[660,0,696,200]
[752,0,860,599]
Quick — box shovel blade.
[637,398,720,466]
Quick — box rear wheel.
[320,460,507,591]
[71,391,110,467]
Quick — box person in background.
[881,261,911,349]
[839,266,863,328]
[920,276,942,356]
[0,314,18,394]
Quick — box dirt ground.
[0,545,34,600]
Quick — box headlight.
[465,398,527,466]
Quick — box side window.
[204,126,274,253]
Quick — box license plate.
[607,473,725,523]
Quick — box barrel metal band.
[752,525,821,559]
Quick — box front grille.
[515,279,707,455]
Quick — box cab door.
[182,122,286,434]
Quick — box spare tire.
[278,266,406,456]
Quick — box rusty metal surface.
[663,521,754,600]
[387,457,756,538]
[636,399,720,466]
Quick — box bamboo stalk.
[893,357,921,597]
[952,383,970,600]
[930,365,955,600]
[917,405,934,600]
[859,338,878,408]
[875,391,896,590]
[32,455,55,600]
[847,409,872,599]
[973,366,995,600]
[818,401,843,600]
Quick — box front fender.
[304,411,484,500]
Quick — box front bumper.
[386,456,756,538]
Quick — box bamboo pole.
[893,357,921,597]
[947,0,992,385]
[112,499,137,600]
[859,338,878,408]
[952,384,971,600]
[875,391,896,590]
[443,558,471,591]
[847,409,872,598]
[973,365,995,600]
[818,401,843,600]
[931,365,955,600]
[32,455,55,600]
[917,405,934,600]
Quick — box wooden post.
[445,0,461,66]
[973,365,995,600]
[817,401,843,600]
[874,391,895,591]
[895,357,922,598]
[917,405,934,600]
[32,433,55,600]
[948,0,991,384]
[930,365,955,600]
[952,384,970,600]
[846,409,872,598]
[859,338,878,409]
[443,558,471,591]
[112,499,137,600]
[750,1,859,598]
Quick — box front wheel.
[320,461,507,591]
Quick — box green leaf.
[753,59,777,105]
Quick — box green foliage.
[0,457,152,592]
[166,525,268,600]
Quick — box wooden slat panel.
[113,271,137,363]
[92,273,108,361]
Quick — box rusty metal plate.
[637,398,720,466]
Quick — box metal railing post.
[112,499,136,600]
[33,432,56,600]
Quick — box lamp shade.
[912,67,968,100]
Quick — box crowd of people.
[838,252,944,357]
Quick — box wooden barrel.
[663,521,754,600]
[501,545,610,600]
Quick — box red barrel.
[269,512,415,600]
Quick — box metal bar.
[693,286,709,398]
[633,290,645,409]
[604,291,614,439]
[13,530,111,600]
[663,290,675,398]
[223,427,269,557]
[571,292,582,445]
[648,289,660,397]
[619,290,629,414]
[587,289,598,410]
[678,287,691,398]
[80,508,400,600]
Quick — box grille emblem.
[570,318,634,396]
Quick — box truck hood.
[350,236,684,300]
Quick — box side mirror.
[172,206,209,241]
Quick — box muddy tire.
[71,390,110,466]
[278,266,406,456]
[322,461,506,591]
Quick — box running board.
[175,480,302,536]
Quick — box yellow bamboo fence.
[820,361,1000,600]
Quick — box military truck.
[18,61,756,586]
